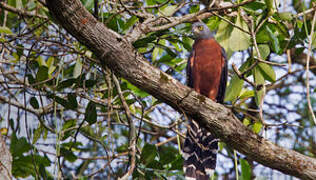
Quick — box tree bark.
[0,135,12,180]
[46,0,316,179]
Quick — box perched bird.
[182,22,227,180]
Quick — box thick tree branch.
[0,135,12,180]
[46,0,316,179]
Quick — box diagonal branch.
[46,0,316,179]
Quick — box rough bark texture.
[46,0,316,179]
[0,135,12,180]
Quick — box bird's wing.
[187,50,195,88]
[215,47,228,104]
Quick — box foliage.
[0,0,315,179]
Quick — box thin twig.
[254,57,286,66]
[305,8,316,125]
[155,136,177,147]
[296,6,316,18]
[113,74,137,180]
[213,12,251,35]
[232,63,256,88]
[286,49,292,73]
[251,18,267,126]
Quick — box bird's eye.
[198,26,204,31]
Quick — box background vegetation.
[0,0,315,179]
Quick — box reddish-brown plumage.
[190,38,225,101]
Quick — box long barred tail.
[182,119,219,180]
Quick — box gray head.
[192,22,213,39]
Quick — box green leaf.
[12,154,50,178]
[257,63,276,82]
[16,0,23,9]
[275,21,289,38]
[242,1,266,12]
[124,80,149,98]
[312,33,316,49]
[83,79,97,88]
[155,0,167,3]
[264,0,275,16]
[146,0,155,6]
[189,5,200,13]
[116,144,128,153]
[140,143,158,165]
[83,0,94,10]
[229,15,251,51]
[225,59,252,102]
[157,44,177,60]
[169,154,183,170]
[265,25,281,54]
[57,78,76,90]
[84,101,97,125]
[152,47,161,61]
[80,126,98,139]
[67,93,78,109]
[62,142,83,149]
[146,160,164,169]
[0,26,13,34]
[215,20,234,58]
[252,121,262,133]
[39,164,47,180]
[51,95,68,108]
[12,155,35,178]
[278,12,293,21]
[30,97,39,109]
[239,90,255,100]
[133,35,156,48]
[62,119,77,131]
[60,147,77,162]
[123,16,138,33]
[159,5,177,16]
[243,118,251,126]
[36,66,49,83]
[107,15,124,33]
[181,36,193,52]
[158,146,178,165]
[216,20,233,52]
[32,124,43,144]
[36,56,47,67]
[256,25,270,43]
[240,159,252,180]
[254,44,270,60]
[224,75,244,102]
[73,58,82,78]
[47,57,56,76]
[10,133,32,156]
[297,20,303,29]
[253,66,265,105]
[206,16,220,31]
[170,41,181,52]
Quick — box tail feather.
[183,120,218,179]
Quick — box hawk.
[182,22,228,180]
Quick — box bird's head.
[192,22,213,39]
